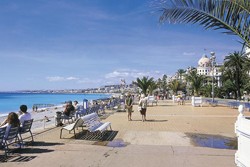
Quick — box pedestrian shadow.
[129,119,168,122]
[130,119,143,122]
[145,119,168,122]
[31,141,64,147]
[15,147,54,154]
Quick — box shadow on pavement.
[76,130,118,142]
[32,141,64,147]
[145,119,168,122]
[0,154,36,163]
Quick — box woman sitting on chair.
[0,112,20,137]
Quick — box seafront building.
[196,54,222,87]
[169,53,223,90]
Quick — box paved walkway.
[1,100,245,167]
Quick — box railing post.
[43,118,46,129]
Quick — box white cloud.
[183,52,196,56]
[46,76,79,82]
[104,69,164,82]
[105,70,129,79]
[66,77,79,80]
[77,78,102,84]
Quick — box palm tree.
[157,74,168,95]
[177,69,186,82]
[186,70,206,96]
[169,79,181,95]
[154,0,250,46]
[148,81,158,95]
[223,51,250,100]
[133,76,155,95]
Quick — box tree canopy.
[154,0,250,46]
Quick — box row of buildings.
[172,47,250,88]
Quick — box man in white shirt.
[74,100,84,119]
[19,105,31,126]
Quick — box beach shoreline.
[0,94,120,132]
[0,104,65,132]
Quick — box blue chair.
[0,127,7,157]
[19,119,34,144]
[3,126,21,155]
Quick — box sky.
[0,0,243,91]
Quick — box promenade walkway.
[1,100,246,167]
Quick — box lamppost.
[210,52,216,103]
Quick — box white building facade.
[197,54,222,87]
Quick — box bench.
[60,118,84,139]
[81,113,112,135]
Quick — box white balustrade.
[191,96,203,107]
[235,105,250,167]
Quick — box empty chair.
[19,119,34,144]
[4,126,21,154]
[0,127,7,157]
[82,113,112,134]
[60,118,84,139]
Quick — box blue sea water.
[0,93,111,116]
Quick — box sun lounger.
[81,113,112,137]
[60,118,84,139]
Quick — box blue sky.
[0,0,242,91]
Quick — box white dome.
[198,55,211,67]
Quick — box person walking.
[138,94,147,122]
[125,93,133,121]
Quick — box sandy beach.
[1,99,249,166]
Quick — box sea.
[0,92,111,117]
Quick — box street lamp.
[210,52,216,103]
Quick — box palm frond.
[154,0,250,46]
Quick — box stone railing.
[235,105,250,167]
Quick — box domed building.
[197,54,222,87]
[197,55,211,76]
